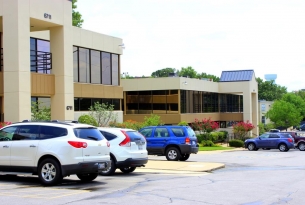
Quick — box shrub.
[217,131,227,142]
[229,139,244,148]
[202,140,214,147]
[78,114,98,126]
[210,132,219,142]
[191,117,219,133]
[233,121,255,141]
[142,114,163,127]
[89,102,118,127]
[178,121,189,126]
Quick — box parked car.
[138,125,199,161]
[297,124,305,131]
[98,127,148,176]
[269,129,280,133]
[244,132,295,152]
[280,131,305,151]
[0,121,111,186]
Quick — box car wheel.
[298,142,305,151]
[99,157,116,176]
[247,143,256,151]
[119,167,136,173]
[279,143,288,152]
[77,173,98,182]
[179,154,190,161]
[165,147,181,161]
[38,158,62,186]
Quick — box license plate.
[138,145,143,150]
[98,163,105,169]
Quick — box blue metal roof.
[220,70,254,82]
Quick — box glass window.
[171,128,185,137]
[139,128,153,138]
[37,40,51,74]
[74,98,80,111]
[91,50,101,84]
[100,131,117,141]
[112,54,119,86]
[30,38,37,72]
[0,126,18,141]
[112,99,120,110]
[79,98,92,111]
[186,127,196,137]
[154,128,169,138]
[14,125,40,140]
[260,133,269,138]
[73,46,79,82]
[74,128,104,141]
[39,126,68,139]
[79,48,90,83]
[102,52,111,85]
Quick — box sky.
[76,0,305,92]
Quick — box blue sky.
[77,0,305,92]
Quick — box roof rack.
[18,120,79,125]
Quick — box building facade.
[258,100,273,125]
[0,0,124,123]
[121,70,259,136]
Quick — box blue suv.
[244,132,295,152]
[139,125,199,161]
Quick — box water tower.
[264,74,277,83]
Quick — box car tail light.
[120,130,131,147]
[68,141,87,148]
[107,141,110,147]
[185,137,191,145]
[287,138,293,143]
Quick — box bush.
[178,121,189,126]
[78,114,98,126]
[228,139,244,148]
[202,140,214,147]
[210,132,219,142]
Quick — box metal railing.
[30,50,52,73]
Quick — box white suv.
[98,128,147,176]
[0,121,111,186]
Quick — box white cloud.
[77,0,305,91]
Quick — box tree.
[89,102,118,127]
[265,100,302,129]
[197,72,220,82]
[178,66,197,78]
[72,0,84,27]
[151,68,177,77]
[294,90,305,101]
[233,121,255,140]
[281,93,305,118]
[256,77,287,101]
[31,101,51,121]
[191,118,219,133]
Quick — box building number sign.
[44,13,52,19]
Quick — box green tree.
[294,90,305,101]
[178,66,197,78]
[266,100,302,128]
[72,0,84,27]
[281,93,305,118]
[31,101,51,121]
[151,68,177,77]
[89,102,118,127]
[197,72,220,82]
[257,77,287,101]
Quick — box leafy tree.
[72,0,84,27]
[142,114,163,127]
[191,118,219,133]
[151,68,177,77]
[178,66,197,78]
[121,73,135,79]
[31,101,51,121]
[233,121,255,140]
[256,77,287,101]
[89,102,118,127]
[266,100,302,129]
[281,93,305,118]
[197,72,220,82]
[294,90,305,101]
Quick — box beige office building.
[0,0,124,123]
[122,70,259,136]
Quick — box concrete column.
[50,27,73,120]
[252,92,259,136]
[3,0,31,122]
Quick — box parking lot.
[2,148,305,205]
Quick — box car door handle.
[3,145,9,148]
[29,145,36,148]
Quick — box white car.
[98,127,148,176]
[0,121,111,186]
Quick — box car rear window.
[186,127,196,137]
[100,130,117,141]
[126,131,145,142]
[170,128,185,137]
[74,127,104,141]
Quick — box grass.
[199,146,235,151]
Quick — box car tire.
[38,158,62,186]
[99,156,116,176]
[165,147,181,161]
[298,142,305,151]
[247,143,256,151]
[77,173,98,182]
[179,154,190,161]
[279,143,288,152]
[119,167,136,173]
